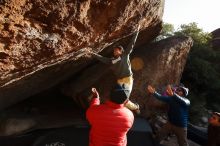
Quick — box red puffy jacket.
[86,98,134,146]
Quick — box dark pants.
[156,122,189,146]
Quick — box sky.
[163,0,220,32]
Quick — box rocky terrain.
[0,3,195,146]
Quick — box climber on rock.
[87,24,141,113]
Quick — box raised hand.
[166,85,174,96]
[147,85,155,94]
[84,48,93,57]
[91,87,99,98]
[137,24,141,31]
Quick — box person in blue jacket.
[147,84,190,146]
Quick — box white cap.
[179,86,189,97]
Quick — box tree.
[156,22,175,40]
[177,23,220,113]
[175,22,211,47]
[161,22,175,37]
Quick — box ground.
[161,136,200,146]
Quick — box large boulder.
[131,36,193,117]
[63,36,193,116]
[0,0,164,109]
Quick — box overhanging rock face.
[0,0,164,109]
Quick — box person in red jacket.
[86,84,134,146]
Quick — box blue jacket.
[153,92,190,128]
